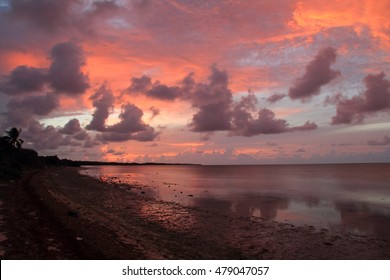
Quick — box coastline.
[1,166,389,259]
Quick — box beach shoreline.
[1,166,389,259]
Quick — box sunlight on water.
[80,164,390,239]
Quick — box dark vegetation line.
[0,127,198,181]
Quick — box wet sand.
[1,166,389,259]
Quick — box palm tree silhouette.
[1,127,24,149]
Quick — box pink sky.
[1,0,390,164]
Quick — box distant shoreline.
[78,161,389,167]
[77,161,390,166]
[77,161,202,166]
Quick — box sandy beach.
[1,166,389,260]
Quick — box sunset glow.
[1,0,389,164]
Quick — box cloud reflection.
[335,201,390,240]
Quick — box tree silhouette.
[1,127,24,150]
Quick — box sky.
[0,0,390,164]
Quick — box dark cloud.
[8,0,122,34]
[0,66,47,94]
[128,75,182,100]
[229,93,258,136]
[230,93,317,136]
[126,65,318,136]
[106,103,148,132]
[146,84,181,100]
[21,118,98,151]
[128,75,152,92]
[289,121,318,132]
[83,135,101,148]
[367,136,390,146]
[288,47,340,101]
[7,93,58,116]
[128,66,233,132]
[355,72,390,112]
[48,42,89,95]
[180,73,196,96]
[23,120,64,150]
[189,65,233,132]
[102,103,159,142]
[5,93,59,127]
[190,102,232,132]
[231,107,303,136]
[190,66,231,106]
[0,43,92,147]
[73,130,88,141]
[9,0,78,32]
[128,72,198,101]
[0,0,124,53]
[87,84,158,142]
[22,119,82,150]
[331,72,390,124]
[0,42,89,96]
[86,85,114,131]
[329,95,364,124]
[60,118,82,134]
[266,93,286,103]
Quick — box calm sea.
[80,163,390,239]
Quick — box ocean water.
[80,163,390,239]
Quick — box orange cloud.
[169,142,205,147]
[293,0,390,47]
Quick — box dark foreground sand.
[1,167,389,259]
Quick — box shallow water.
[80,163,390,239]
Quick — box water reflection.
[193,193,390,240]
[193,194,293,220]
[81,164,390,240]
[235,196,289,219]
[335,201,390,240]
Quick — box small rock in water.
[67,211,79,218]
